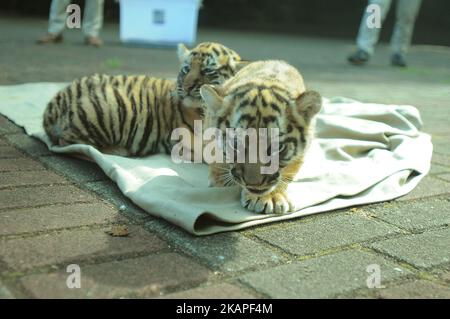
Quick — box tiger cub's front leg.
[209,162,293,213]
[240,159,302,214]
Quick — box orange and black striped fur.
[43,42,246,157]
[200,60,322,215]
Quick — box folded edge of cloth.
[0,83,433,235]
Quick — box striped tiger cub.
[43,42,246,157]
[200,60,322,214]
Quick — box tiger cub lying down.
[43,42,246,157]
[200,60,322,214]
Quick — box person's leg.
[348,0,392,64]
[48,0,71,35]
[355,0,392,55]
[390,0,422,66]
[37,0,71,43]
[82,0,105,46]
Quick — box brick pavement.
[0,16,449,298]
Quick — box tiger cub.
[200,60,322,214]
[43,42,246,157]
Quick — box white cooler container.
[119,0,200,46]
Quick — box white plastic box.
[119,0,200,46]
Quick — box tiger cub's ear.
[200,84,224,112]
[295,90,322,123]
[177,43,190,63]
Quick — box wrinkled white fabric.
[0,83,432,235]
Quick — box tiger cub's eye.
[269,144,287,157]
[181,65,190,74]
[202,68,216,75]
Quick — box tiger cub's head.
[200,60,322,196]
[176,42,247,108]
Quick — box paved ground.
[0,16,449,299]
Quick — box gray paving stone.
[0,280,14,298]
[365,197,450,232]
[429,163,450,175]
[0,170,68,189]
[0,185,96,210]
[145,220,282,272]
[432,134,450,156]
[254,213,400,256]
[436,270,450,283]
[397,176,450,201]
[161,283,257,299]
[0,116,22,135]
[370,228,450,269]
[0,146,24,158]
[0,203,125,236]
[38,155,108,183]
[3,133,52,156]
[431,153,450,167]
[0,225,167,271]
[84,180,150,221]
[0,157,45,172]
[374,280,450,299]
[20,253,210,298]
[437,173,450,182]
[240,249,411,298]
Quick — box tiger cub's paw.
[241,189,294,215]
